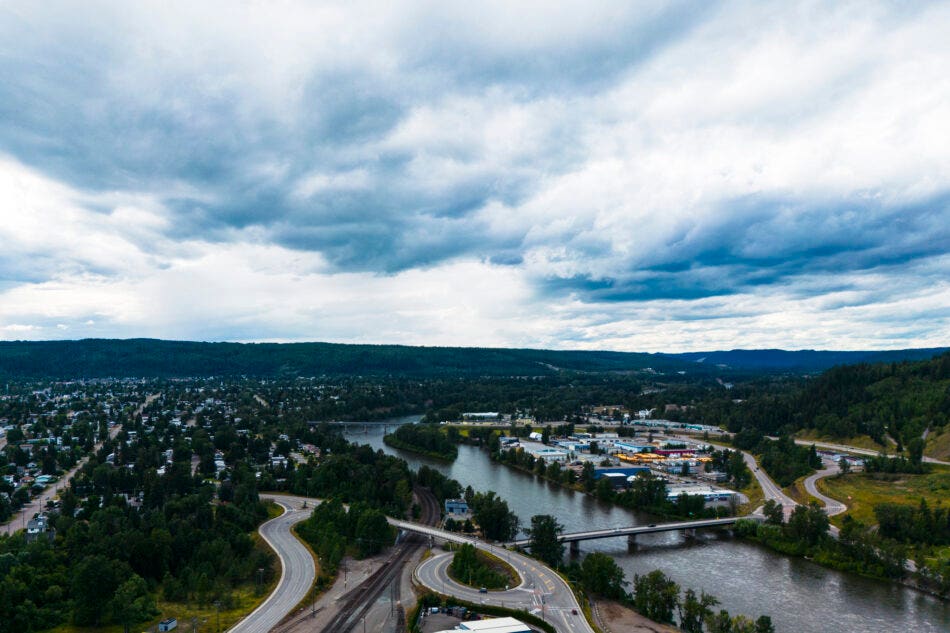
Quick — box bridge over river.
[505,516,761,552]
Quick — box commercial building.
[526,446,569,462]
[594,466,650,479]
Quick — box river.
[343,420,949,633]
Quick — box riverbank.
[595,600,677,633]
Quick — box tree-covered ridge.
[0,339,693,379]
[2,339,944,380]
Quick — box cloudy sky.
[1,1,949,351]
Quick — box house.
[445,498,469,515]
[26,515,55,544]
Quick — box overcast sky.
[1,1,948,351]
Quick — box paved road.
[792,438,950,465]
[803,460,847,517]
[230,495,315,633]
[415,546,594,633]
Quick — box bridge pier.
[627,534,637,550]
[683,528,697,540]
[570,541,580,556]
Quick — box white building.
[454,617,532,633]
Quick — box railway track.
[314,487,440,633]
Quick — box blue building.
[445,498,469,515]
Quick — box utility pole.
[214,600,221,633]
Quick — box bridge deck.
[507,516,756,547]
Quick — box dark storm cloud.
[0,2,715,276]
[538,192,950,302]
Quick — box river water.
[343,420,949,632]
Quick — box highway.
[792,438,950,465]
[230,495,315,633]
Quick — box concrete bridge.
[506,516,760,553]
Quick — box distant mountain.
[666,348,950,372]
[0,339,945,379]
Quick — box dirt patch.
[599,600,679,633]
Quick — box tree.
[632,569,679,624]
[470,491,519,541]
[580,461,596,492]
[678,588,719,633]
[755,615,776,633]
[111,574,157,633]
[355,508,393,557]
[838,457,851,475]
[761,499,784,525]
[527,515,565,568]
[71,555,125,625]
[580,552,628,600]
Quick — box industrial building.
[434,616,532,633]
[666,485,737,507]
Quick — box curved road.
[803,460,847,517]
[230,495,315,633]
[414,542,594,633]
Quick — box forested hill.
[0,339,945,380]
[669,348,949,372]
[692,351,950,453]
[0,339,693,379]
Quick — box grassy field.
[925,428,950,461]
[817,466,950,527]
